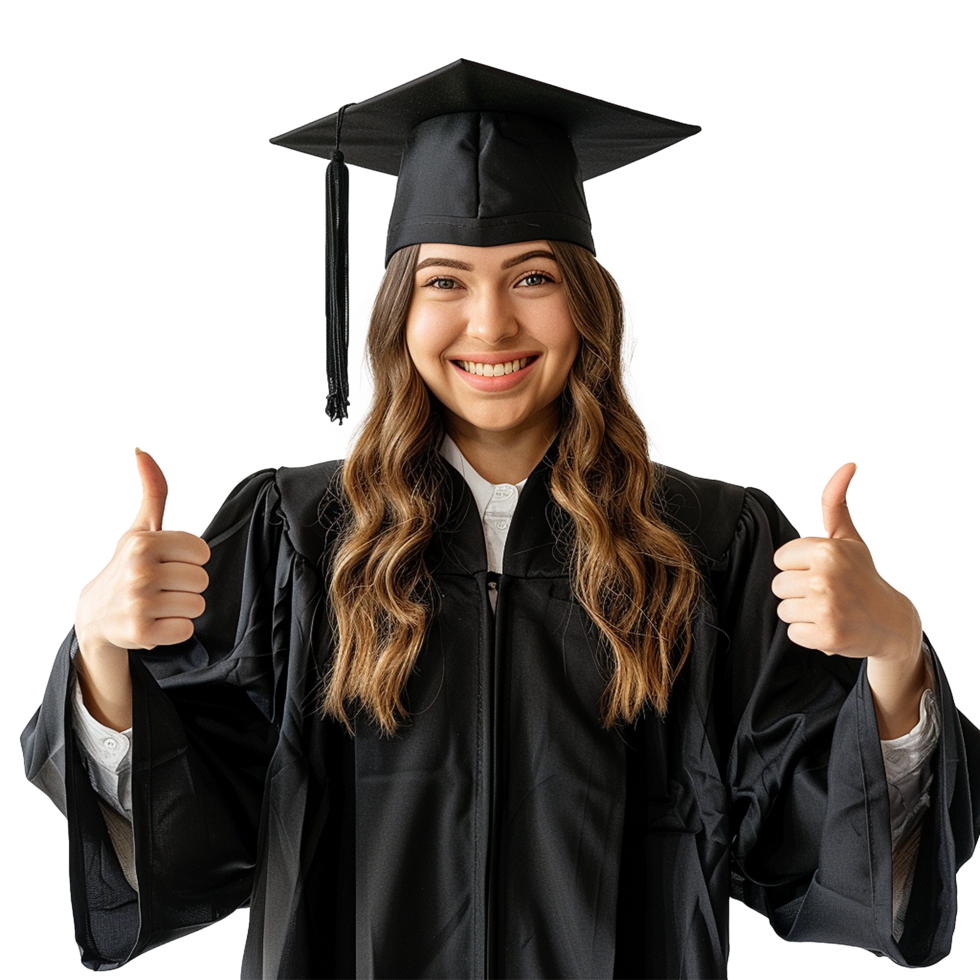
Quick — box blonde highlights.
[324,241,699,733]
[547,240,700,724]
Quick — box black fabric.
[22,458,980,978]
[385,111,595,260]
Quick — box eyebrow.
[415,257,472,272]
[414,249,558,274]
[501,249,557,269]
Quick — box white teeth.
[458,357,529,376]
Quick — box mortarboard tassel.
[323,106,350,422]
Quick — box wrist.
[74,629,129,665]
[870,592,922,665]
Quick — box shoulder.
[274,460,346,565]
[204,461,345,568]
[654,464,790,567]
[275,460,344,528]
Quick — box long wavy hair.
[324,240,700,733]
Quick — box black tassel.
[325,103,354,422]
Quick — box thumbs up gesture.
[75,449,211,657]
[771,464,922,664]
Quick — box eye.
[421,276,460,290]
[515,271,556,288]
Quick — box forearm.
[866,627,929,740]
[74,635,133,732]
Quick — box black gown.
[21,451,980,978]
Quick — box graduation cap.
[271,59,700,422]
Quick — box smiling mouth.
[452,356,536,377]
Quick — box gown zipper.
[484,570,502,979]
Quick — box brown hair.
[324,241,700,733]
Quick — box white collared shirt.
[439,434,526,577]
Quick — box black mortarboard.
[271,59,700,421]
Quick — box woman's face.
[405,241,579,441]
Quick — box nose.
[465,287,519,345]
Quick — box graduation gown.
[22,452,980,978]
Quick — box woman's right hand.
[73,449,211,729]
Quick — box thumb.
[130,447,168,532]
[821,462,862,540]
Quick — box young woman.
[22,61,979,979]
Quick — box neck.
[445,411,558,485]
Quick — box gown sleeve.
[20,468,320,971]
[716,487,980,966]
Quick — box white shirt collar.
[439,434,526,574]
[438,434,527,505]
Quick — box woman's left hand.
[772,464,926,738]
